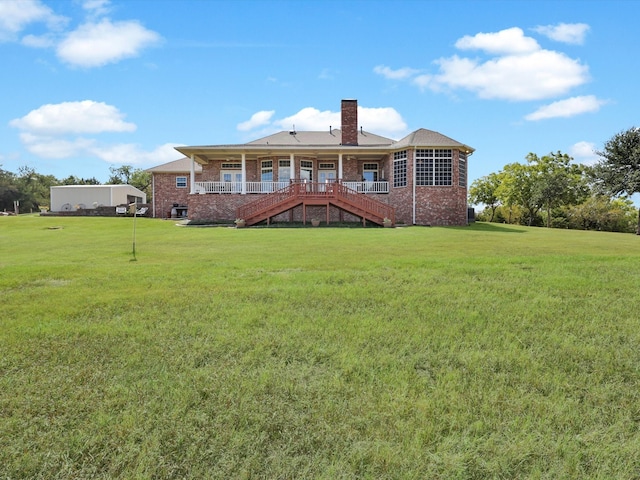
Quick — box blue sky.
[1,0,639,185]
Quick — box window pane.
[393,151,407,188]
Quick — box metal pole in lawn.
[129,203,137,261]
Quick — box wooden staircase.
[236,181,395,227]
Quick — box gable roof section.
[146,156,203,173]
[392,128,475,153]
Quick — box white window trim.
[176,176,187,188]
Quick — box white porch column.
[338,153,343,180]
[241,153,246,194]
[290,153,295,180]
[190,154,196,194]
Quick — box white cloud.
[237,110,275,131]
[533,23,590,45]
[373,65,420,80]
[0,0,68,42]
[570,141,599,165]
[430,50,588,100]
[455,27,540,55]
[242,105,408,139]
[274,107,340,131]
[82,0,112,18]
[88,142,182,166]
[21,33,56,48]
[19,133,96,159]
[19,133,180,166]
[525,95,606,121]
[357,107,407,136]
[9,100,177,167]
[10,100,136,135]
[56,19,161,67]
[3,0,160,68]
[378,26,590,102]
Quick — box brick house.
[148,99,474,226]
[147,156,202,219]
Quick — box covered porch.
[178,140,393,198]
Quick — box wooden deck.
[236,181,395,227]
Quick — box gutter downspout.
[412,147,417,225]
[152,174,156,218]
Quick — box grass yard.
[1,215,640,479]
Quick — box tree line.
[469,127,640,234]
[0,165,151,213]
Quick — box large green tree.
[529,152,587,227]
[498,152,587,227]
[592,127,640,234]
[16,166,59,212]
[499,161,542,226]
[469,172,503,222]
[0,166,19,211]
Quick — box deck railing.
[194,180,389,194]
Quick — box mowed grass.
[1,215,640,479]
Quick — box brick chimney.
[341,99,358,146]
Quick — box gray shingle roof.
[172,128,474,163]
[145,157,203,173]
[392,128,474,152]
[246,129,395,147]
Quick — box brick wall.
[183,148,468,226]
[385,149,468,226]
[152,173,199,218]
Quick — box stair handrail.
[236,183,298,220]
[334,183,395,223]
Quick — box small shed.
[50,185,147,212]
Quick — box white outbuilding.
[50,185,147,212]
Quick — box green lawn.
[2,215,640,479]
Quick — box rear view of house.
[148,99,474,226]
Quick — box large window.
[278,159,291,182]
[459,151,467,187]
[416,149,452,186]
[393,151,407,188]
[261,160,273,182]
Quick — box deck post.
[241,153,246,195]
